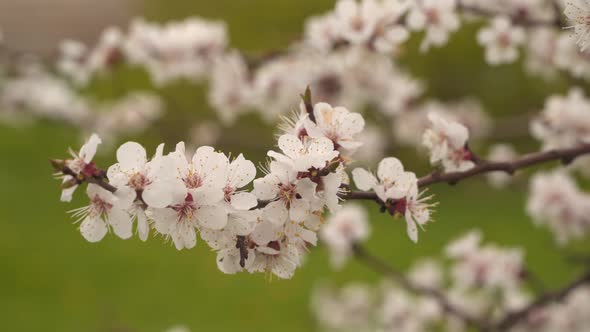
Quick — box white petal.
[340,111,365,137]
[296,177,317,201]
[378,157,405,184]
[228,154,256,188]
[253,176,280,200]
[60,176,77,202]
[278,134,304,159]
[308,137,335,155]
[80,216,108,243]
[79,133,102,163]
[352,168,378,191]
[142,179,184,208]
[250,220,277,246]
[108,208,133,240]
[150,208,177,235]
[136,209,150,241]
[116,142,147,171]
[196,205,228,230]
[262,200,288,226]
[406,217,418,243]
[230,192,258,210]
[192,186,224,206]
[289,199,310,222]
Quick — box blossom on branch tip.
[477,16,526,65]
[422,112,475,172]
[58,133,102,202]
[352,157,434,242]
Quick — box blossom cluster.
[352,158,434,242]
[423,112,476,172]
[7,0,584,155]
[0,67,162,144]
[52,99,439,279]
[527,170,590,244]
[311,230,590,332]
[3,0,590,150]
[531,88,590,150]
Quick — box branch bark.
[353,244,590,332]
[495,271,590,331]
[344,144,590,201]
[353,244,493,331]
[457,2,563,28]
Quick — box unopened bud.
[50,159,66,171]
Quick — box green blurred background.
[1,1,589,331]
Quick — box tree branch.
[495,270,590,331]
[344,144,590,201]
[352,244,493,331]
[353,244,590,332]
[457,2,563,28]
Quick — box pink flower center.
[497,33,511,48]
[279,183,297,203]
[425,8,440,25]
[128,172,151,190]
[91,195,112,215]
[184,170,203,189]
[172,193,197,222]
[224,185,235,202]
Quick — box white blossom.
[305,102,365,160]
[59,133,102,202]
[353,157,434,242]
[527,170,590,244]
[423,112,475,172]
[477,16,526,65]
[253,161,317,225]
[564,0,590,51]
[407,0,460,52]
[70,184,135,242]
[531,88,590,150]
[320,204,370,268]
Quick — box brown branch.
[352,244,493,331]
[57,164,118,193]
[457,2,563,28]
[494,270,590,331]
[344,144,590,202]
[353,244,590,332]
[86,177,118,193]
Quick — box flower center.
[351,16,365,32]
[279,183,297,203]
[224,185,235,202]
[184,170,203,189]
[497,33,511,48]
[425,8,440,25]
[172,193,197,222]
[128,172,150,190]
[91,195,112,216]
